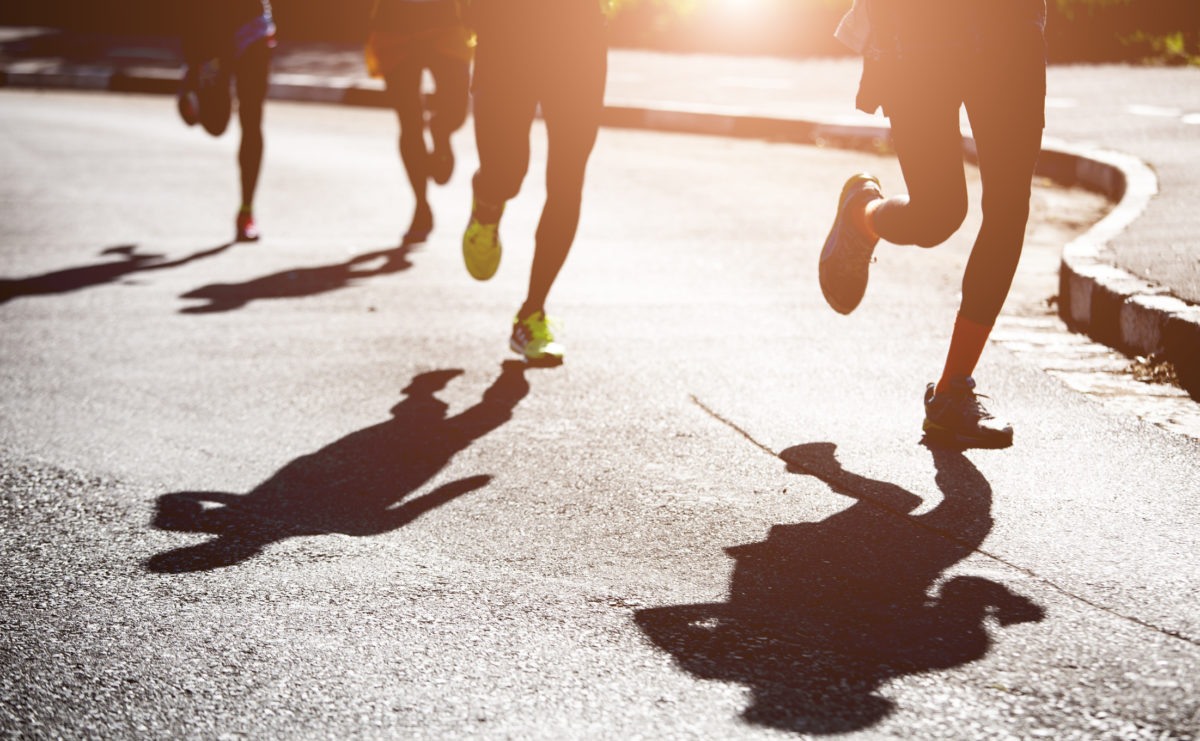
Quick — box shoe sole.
[819,174,879,315]
[922,419,1013,449]
[509,337,563,367]
[464,247,500,281]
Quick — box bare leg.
[234,41,271,211]
[386,60,433,241]
[426,54,470,185]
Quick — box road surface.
[1,90,1197,739]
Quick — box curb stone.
[1041,141,1200,389]
[2,63,1196,392]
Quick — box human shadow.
[146,361,530,573]
[0,243,233,304]
[180,240,420,314]
[635,441,1044,734]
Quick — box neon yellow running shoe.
[462,199,503,281]
[510,311,564,366]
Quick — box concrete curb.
[1039,141,1200,386]
[3,63,1196,387]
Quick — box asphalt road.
[1,90,1198,739]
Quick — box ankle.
[472,197,503,224]
[516,304,544,321]
[855,195,881,240]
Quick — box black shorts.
[857,1,1047,128]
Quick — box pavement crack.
[689,393,1200,649]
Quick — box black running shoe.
[923,376,1014,448]
[819,173,882,315]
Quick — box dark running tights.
[385,54,469,205]
[471,29,607,314]
[872,91,1044,326]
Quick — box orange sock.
[937,314,993,393]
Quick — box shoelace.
[521,315,559,343]
[961,390,995,421]
[470,220,499,243]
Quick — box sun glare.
[716,0,764,13]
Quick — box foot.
[196,59,232,137]
[430,137,454,185]
[235,210,260,242]
[510,311,564,366]
[177,88,199,127]
[462,198,503,281]
[404,202,433,244]
[923,376,1013,448]
[819,173,882,315]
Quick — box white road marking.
[714,76,794,91]
[1126,104,1184,118]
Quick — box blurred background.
[1,0,1197,64]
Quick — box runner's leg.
[470,45,538,210]
[936,24,1046,388]
[460,32,537,281]
[517,30,607,319]
[234,40,270,212]
[869,99,968,249]
[427,53,470,184]
[385,58,434,239]
[233,39,271,239]
[957,44,1047,329]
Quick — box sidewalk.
[1,26,1197,391]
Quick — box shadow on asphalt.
[179,240,420,313]
[635,441,1044,734]
[0,243,233,304]
[145,360,530,573]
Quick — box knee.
[911,198,968,248]
[239,124,263,150]
[981,192,1032,233]
[473,168,524,204]
[237,105,263,130]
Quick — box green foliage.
[1054,0,1134,22]
[1123,30,1200,65]
[1047,0,1200,63]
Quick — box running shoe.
[819,173,882,315]
[177,87,200,127]
[923,376,1014,448]
[462,198,503,281]
[510,311,564,366]
[236,210,260,242]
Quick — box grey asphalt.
[4,22,1200,741]
[1,79,1198,740]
